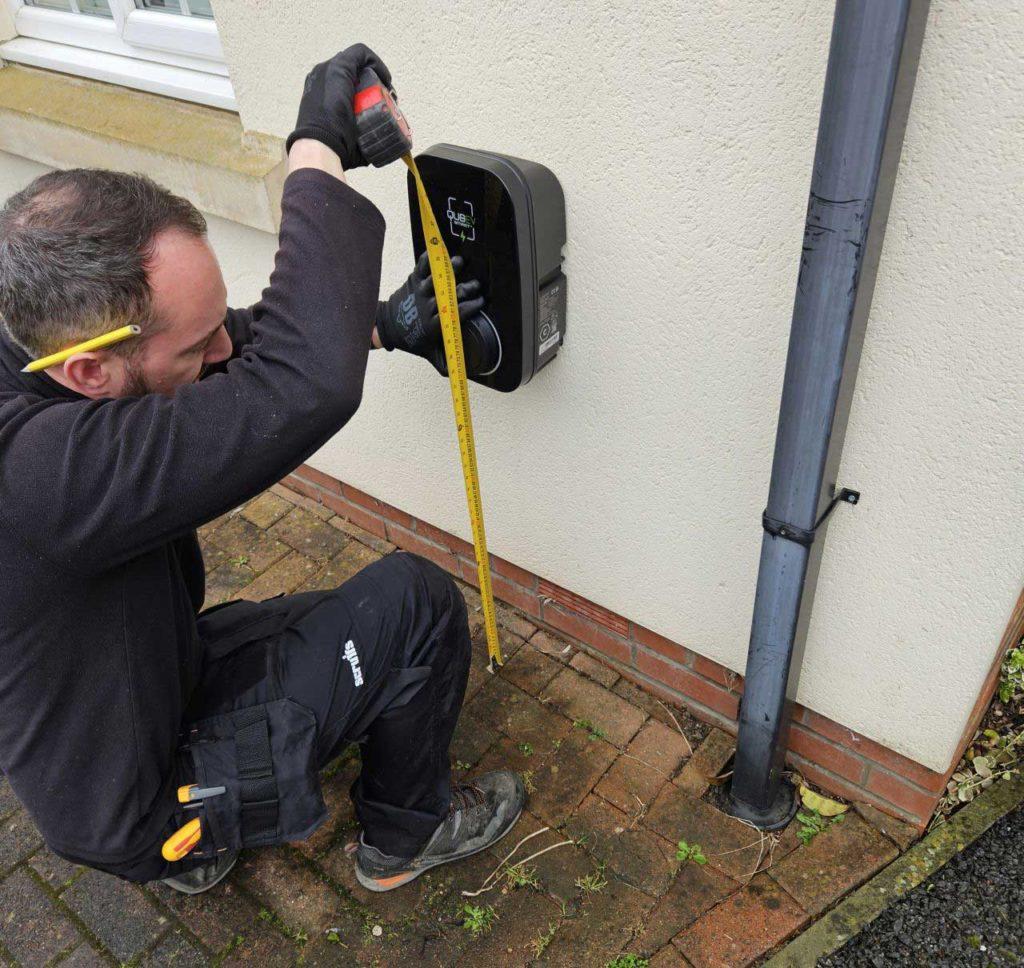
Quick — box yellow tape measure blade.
[403,155,503,667]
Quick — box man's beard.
[121,354,156,397]
[121,357,207,397]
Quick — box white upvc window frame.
[0,0,235,109]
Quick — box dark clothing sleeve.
[0,169,384,574]
[223,305,256,358]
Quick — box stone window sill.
[0,64,285,232]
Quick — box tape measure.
[355,71,503,668]
[404,157,503,667]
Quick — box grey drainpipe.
[728,0,931,829]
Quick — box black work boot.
[354,770,525,892]
[161,851,238,895]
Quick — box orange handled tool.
[162,817,202,862]
[177,784,226,804]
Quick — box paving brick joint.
[0,488,923,967]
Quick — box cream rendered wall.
[204,0,1024,773]
[0,1,1020,773]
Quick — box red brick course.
[414,518,476,560]
[635,651,741,722]
[542,602,632,665]
[383,522,459,573]
[632,621,691,662]
[316,487,390,540]
[279,464,998,829]
[796,707,945,794]
[539,578,629,635]
[787,723,867,786]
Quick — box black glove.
[376,252,486,375]
[286,44,392,169]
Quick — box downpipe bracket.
[761,487,860,547]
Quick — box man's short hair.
[0,168,207,358]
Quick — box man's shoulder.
[0,387,83,420]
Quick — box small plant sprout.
[517,742,534,756]
[796,808,844,846]
[521,770,537,794]
[999,641,1024,703]
[575,866,608,894]
[461,903,497,937]
[229,554,250,567]
[573,718,607,741]
[675,840,707,865]
[502,862,540,890]
[607,957,649,968]
[934,718,1023,824]
[530,922,558,958]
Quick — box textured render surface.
[0,2,1021,772]
[209,0,1024,772]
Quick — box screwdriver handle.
[162,817,202,862]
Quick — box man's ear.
[57,352,116,398]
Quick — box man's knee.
[400,552,461,608]
[385,552,468,663]
[348,551,465,638]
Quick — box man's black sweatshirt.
[0,168,385,871]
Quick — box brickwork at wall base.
[283,466,949,829]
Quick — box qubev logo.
[446,197,476,242]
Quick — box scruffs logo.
[344,640,364,687]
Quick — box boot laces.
[448,781,486,815]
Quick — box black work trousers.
[127,552,471,882]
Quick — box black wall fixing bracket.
[762,487,861,547]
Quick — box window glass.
[27,0,112,11]
[137,0,182,12]
[136,0,214,16]
[24,0,75,12]
[77,0,114,15]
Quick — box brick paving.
[0,487,921,967]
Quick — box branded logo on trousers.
[344,640,364,687]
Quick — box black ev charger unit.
[406,144,567,392]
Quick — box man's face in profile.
[122,229,233,397]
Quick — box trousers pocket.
[185,699,328,855]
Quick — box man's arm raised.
[214,139,348,363]
[0,47,391,572]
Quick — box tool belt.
[181,699,327,858]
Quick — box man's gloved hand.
[376,252,485,375]
[286,44,392,170]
